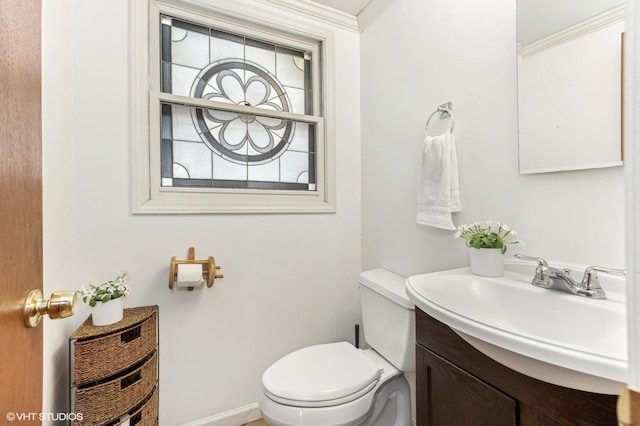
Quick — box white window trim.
[130,0,336,214]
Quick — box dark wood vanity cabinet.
[419,347,518,425]
[416,308,618,426]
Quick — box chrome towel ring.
[425,102,455,135]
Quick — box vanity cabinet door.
[417,344,517,426]
[415,308,617,425]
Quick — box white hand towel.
[416,131,461,230]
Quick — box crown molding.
[357,0,394,32]
[168,0,392,33]
[519,5,625,57]
[253,0,359,32]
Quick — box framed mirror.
[517,0,625,174]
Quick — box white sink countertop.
[406,260,627,394]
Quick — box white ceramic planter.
[468,247,505,277]
[91,297,124,326]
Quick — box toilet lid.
[262,342,381,407]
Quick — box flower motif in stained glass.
[191,60,294,165]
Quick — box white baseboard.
[180,403,262,426]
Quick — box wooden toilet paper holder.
[169,247,223,290]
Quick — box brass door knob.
[24,289,77,328]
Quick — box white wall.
[42,1,361,424]
[361,0,625,277]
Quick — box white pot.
[91,297,124,326]
[468,247,505,277]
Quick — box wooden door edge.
[618,387,640,425]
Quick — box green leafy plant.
[78,272,130,307]
[454,221,522,254]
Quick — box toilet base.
[260,373,411,426]
[363,374,411,426]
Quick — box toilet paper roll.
[176,263,204,288]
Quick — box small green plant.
[78,272,130,307]
[454,221,522,254]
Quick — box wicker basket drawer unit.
[119,387,159,426]
[71,306,158,385]
[70,306,159,426]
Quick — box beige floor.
[242,420,267,426]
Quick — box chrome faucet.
[513,254,626,299]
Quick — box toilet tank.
[359,269,415,372]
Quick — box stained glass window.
[159,16,317,191]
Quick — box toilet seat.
[262,342,381,408]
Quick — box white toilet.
[259,268,415,426]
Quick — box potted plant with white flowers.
[77,272,130,326]
[454,222,522,277]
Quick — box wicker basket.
[71,306,158,385]
[73,351,158,425]
[124,385,159,426]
